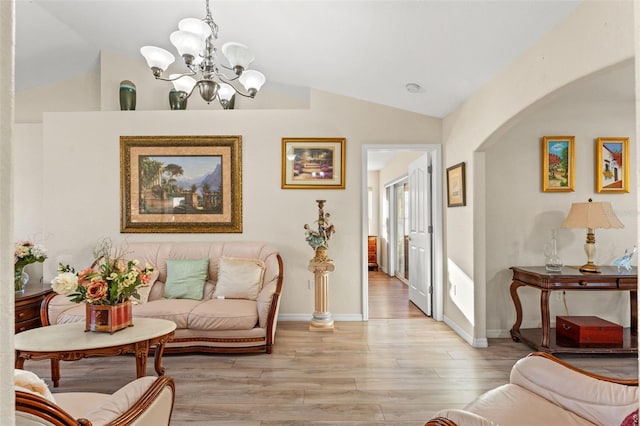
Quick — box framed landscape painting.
[596,137,629,193]
[281,137,346,189]
[120,135,242,233]
[542,136,575,192]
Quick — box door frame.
[361,144,443,321]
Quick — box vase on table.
[14,267,29,293]
[85,301,133,334]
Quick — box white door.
[408,153,432,316]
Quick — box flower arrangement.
[51,238,153,306]
[14,241,48,291]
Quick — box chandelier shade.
[140,0,266,107]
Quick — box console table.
[509,266,637,354]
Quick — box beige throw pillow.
[132,269,160,304]
[213,257,266,300]
[15,369,55,403]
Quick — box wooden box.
[556,316,623,346]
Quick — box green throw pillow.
[164,258,209,300]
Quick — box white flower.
[31,244,47,259]
[51,272,79,295]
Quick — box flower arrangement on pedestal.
[50,239,154,333]
[304,200,335,261]
[14,241,47,292]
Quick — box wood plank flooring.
[22,273,638,425]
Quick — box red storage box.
[556,316,623,346]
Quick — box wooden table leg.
[134,341,150,378]
[51,359,60,388]
[509,281,525,341]
[540,289,551,348]
[15,353,25,369]
[153,340,167,376]
[631,290,637,335]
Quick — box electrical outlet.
[308,280,312,290]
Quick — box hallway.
[368,271,427,319]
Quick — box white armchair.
[15,370,175,426]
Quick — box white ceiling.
[15,0,582,118]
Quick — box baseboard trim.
[278,314,364,322]
[443,315,488,348]
[487,329,511,339]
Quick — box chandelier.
[140,0,266,109]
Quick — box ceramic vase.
[119,80,136,111]
[169,89,187,110]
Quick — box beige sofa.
[42,241,283,354]
[426,352,639,426]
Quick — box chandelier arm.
[216,75,254,98]
[155,71,197,82]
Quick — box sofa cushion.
[15,369,55,403]
[134,269,160,304]
[133,299,200,329]
[164,258,209,300]
[188,299,258,330]
[56,302,87,324]
[83,376,157,425]
[213,257,265,300]
[465,384,594,425]
[510,355,639,426]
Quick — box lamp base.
[579,262,601,273]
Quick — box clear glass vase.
[14,267,29,293]
[544,229,563,273]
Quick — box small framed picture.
[596,137,629,193]
[446,162,466,207]
[542,136,575,192]
[281,137,346,189]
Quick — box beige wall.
[484,66,636,336]
[15,71,440,319]
[442,0,635,343]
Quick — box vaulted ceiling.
[15,0,582,118]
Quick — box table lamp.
[560,198,624,273]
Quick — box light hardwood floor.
[23,272,638,425]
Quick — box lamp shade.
[178,18,212,41]
[222,42,255,70]
[239,70,266,92]
[170,30,205,58]
[140,46,175,70]
[560,200,624,229]
[217,83,235,102]
[170,75,197,94]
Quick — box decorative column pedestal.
[308,251,335,332]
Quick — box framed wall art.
[446,162,466,207]
[596,137,629,193]
[120,135,242,233]
[542,136,575,192]
[281,137,346,189]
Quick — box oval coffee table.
[15,318,176,387]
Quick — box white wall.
[484,82,636,336]
[15,79,440,319]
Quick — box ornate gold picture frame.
[120,135,242,233]
[542,136,575,192]
[596,137,629,193]
[281,137,346,189]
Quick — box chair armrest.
[40,293,77,326]
[511,352,638,426]
[426,409,496,426]
[16,390,92,425]
[83,376,175,426]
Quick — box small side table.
[509,266,637,354]
[15,285,53,333]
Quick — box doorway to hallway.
[368,271,424,319]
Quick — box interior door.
[408,153,432,316]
